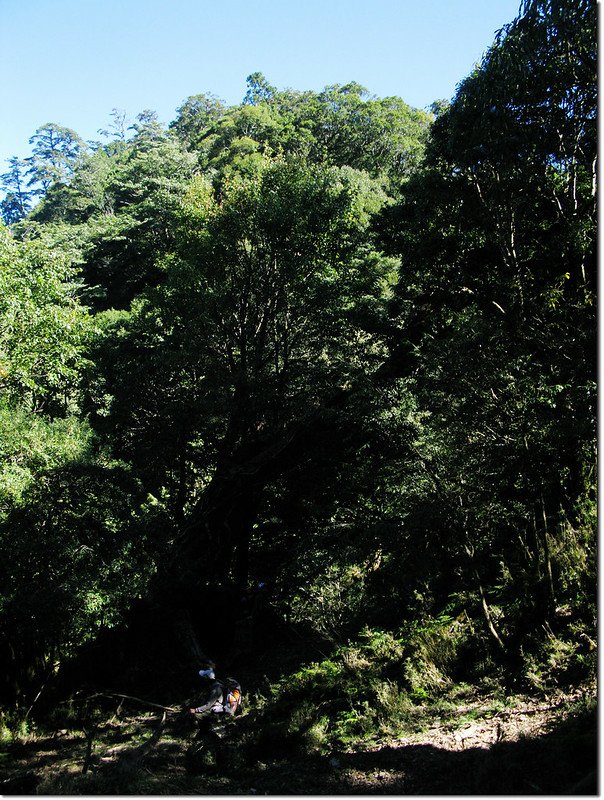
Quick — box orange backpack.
[222,678,243,715]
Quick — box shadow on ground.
[332,721,597,795]
[1,698,597,795]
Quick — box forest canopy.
[0,0,596,745]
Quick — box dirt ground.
[0,686,597,795]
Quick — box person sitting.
[188,667,242,716]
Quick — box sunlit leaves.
[0,226,92,412]
[26,123,86,195]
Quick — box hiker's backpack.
[221,678,242,716]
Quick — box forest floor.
[0,683,597,795]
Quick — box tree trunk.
[173,388,352,590]
[537,494,556,619]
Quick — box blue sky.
[1,0,521,167]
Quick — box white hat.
[199,668,216,679]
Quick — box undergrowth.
[248,611,595,756]
[0,603,595,795]
[249,620,479,752]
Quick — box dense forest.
[0,0,597,794]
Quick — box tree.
[169,93,225,151]
[284,83,432,180]
[0,401,172,704]
[98,107,130,143]
[167,78,432,189]
[0,223,169,703]
[0,225,92,414]
[243,72,277,105]
[0,222,176,704]
[92,157,394,591]
[26,114,199,308]
[0,157,32,223]
[378,0,596,660]
[26,123,86,195]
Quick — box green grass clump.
[252,622,476,752]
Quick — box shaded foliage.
[0,0,596,729]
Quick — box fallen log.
[85,691,181,715]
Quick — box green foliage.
[25,120,198,309]
[0,157,32,224]
[0,3,596,719]
[375,0,596,662]
[26,123,86,196]
[0,709,35,744]
[288,563,369,639]
[403,624,456,693]
[169,93,225,150]
[0,434,173,700]
[259,624,488,750]
[167,77,431,188]
[522,628,594,693]
[0,400,92,508]
[0,228,173,702]
[89,157,393,530]
[0,226,92,412]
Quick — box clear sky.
[1,0,522,167]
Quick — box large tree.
[91,157,395,593]
[26,123,86,196]
[0,157,32,224]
